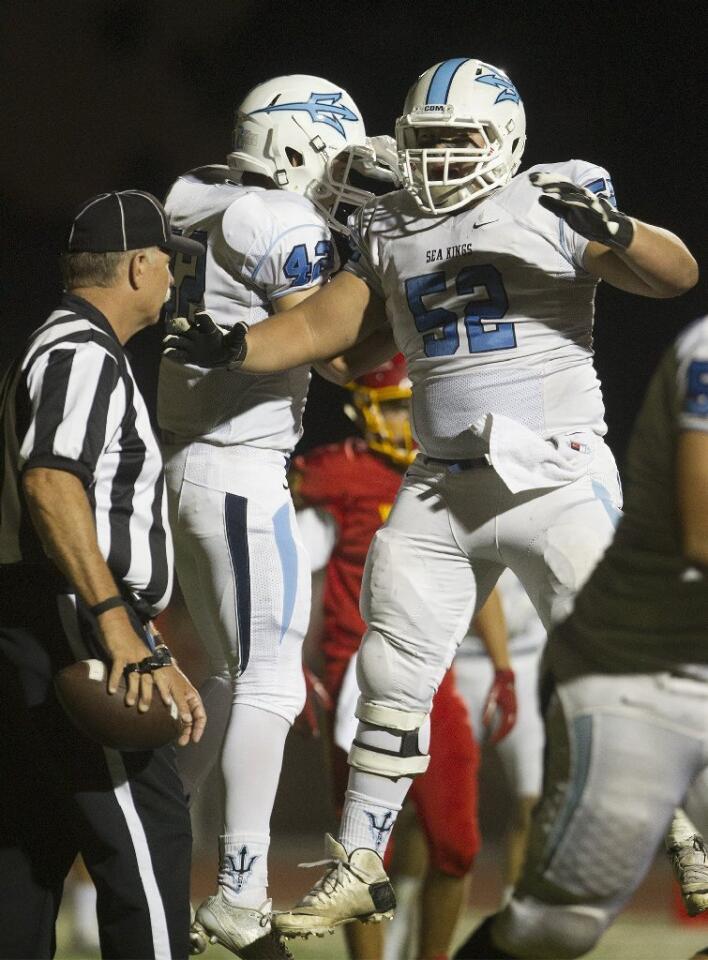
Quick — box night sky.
[3,0,705,463]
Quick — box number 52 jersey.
[345,159,614,460]
[158,166,337,452]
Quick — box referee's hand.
[163,312,248,368]
[152,665,207,746]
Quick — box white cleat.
[668,834,708,916]
[272,833,396,939]
[191,891,293,959]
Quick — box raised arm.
[582,222,698,298]
[246,272,387,371]
[273,277,396,386]
[163,271,389,373]
[313,326,398,386]
[531,171,698,298]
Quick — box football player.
[163,58,698,938]
[293,356,516,960]
[158,74,397,957]
[453,316,708,957]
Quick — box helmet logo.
[250,92,359,138]
[476,70,521,105]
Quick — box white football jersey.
[345,159,614,459]
[158,166,338,451]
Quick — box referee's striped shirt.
[0,293,173,616]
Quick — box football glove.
[162,312,248,369]
[530,171,634,249]
[481,668,517,745]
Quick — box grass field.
[55,909,708,960]
[55,849,708,960]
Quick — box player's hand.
[530,172,634,249]
[162,312,248,368]
[293,667,333,738]
[151,664,207,746]
[482,668,517,744]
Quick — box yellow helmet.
[346,354,416,467]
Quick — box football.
[54,659,185,751]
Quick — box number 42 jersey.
[345,159,614,460]
[158,166,337,452]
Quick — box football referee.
[0,191,206,959]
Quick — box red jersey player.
[292,356,515,960]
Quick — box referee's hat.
[66,191,204,257]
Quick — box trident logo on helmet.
[250,92,359,138]
[475,69,521,105]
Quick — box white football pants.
[357,437,621,719]
[163,441,309,724]
[491,643,708,958]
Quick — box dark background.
[2,0,706,463]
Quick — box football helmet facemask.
[396,58,526,214]
[346,355,416,467]
[228,74,371,231]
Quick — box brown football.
[54,659,185,751]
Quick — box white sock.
[218,704,290,908]
[339,791,400,858]
[219,834,270,908]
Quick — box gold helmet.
[346,354,415,466]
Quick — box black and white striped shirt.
[0,293,173,616]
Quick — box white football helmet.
[396,58,526,214]
[228,74,371,230]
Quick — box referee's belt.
[422,454,491,473]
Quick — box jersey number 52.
[405,264,514,357]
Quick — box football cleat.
[272,833,396,938]
[191,891,293,959]
[668,834,708,916]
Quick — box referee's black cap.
[66,191,205,257]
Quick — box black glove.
[530,172,634,249]
[162,312,248,368]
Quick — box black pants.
[0,575,192,959]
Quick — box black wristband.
[123,644,174,677]
[90,595,125,617]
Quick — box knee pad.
[348,700,431,779]
[357,629,436,711]
[494,896,610,959]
